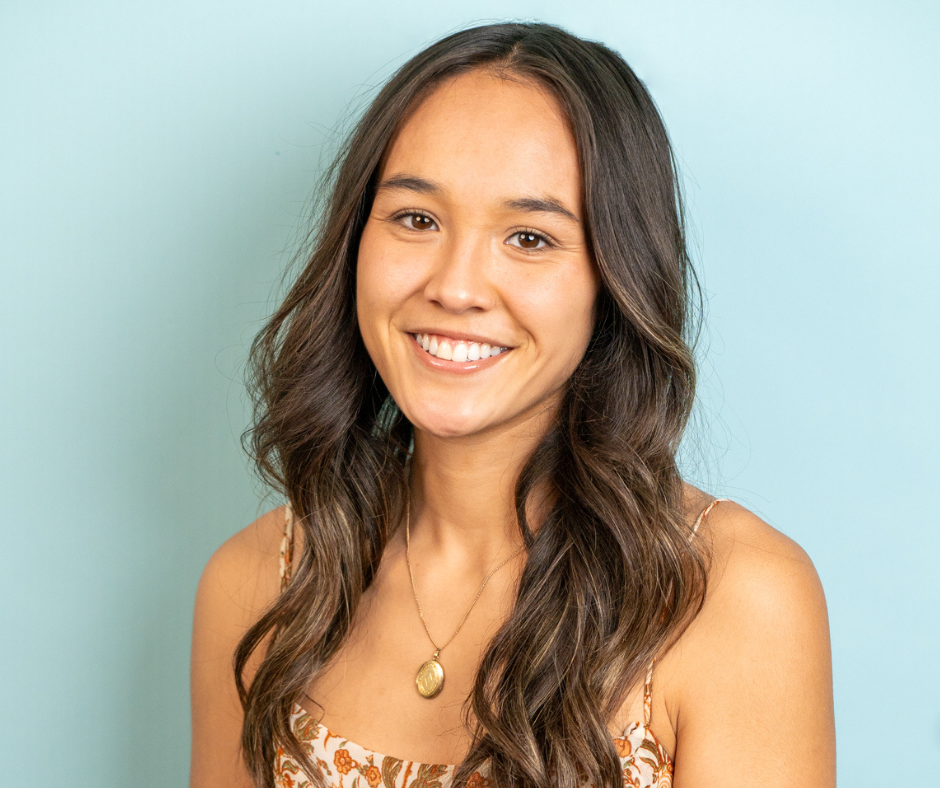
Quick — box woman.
[190,22,835,788]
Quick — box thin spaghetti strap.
[643,659,655,727]
[641,499,732,726]
[691,497,733,536]
[278,501,294,591]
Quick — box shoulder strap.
[278,502,294,591]
[642,499,732,726]
[691,497,732,536]
[643,659,655,727]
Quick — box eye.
[394,211,437,231]
[507,229,554,252]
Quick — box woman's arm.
[671,502,836,788]
[189,507,288,788]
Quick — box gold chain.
[404,490,526,656]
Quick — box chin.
[404,399,495,439]
[411,415,487,439]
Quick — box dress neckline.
[289,701,673,770]
[277,500,735,777]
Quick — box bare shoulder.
[693,496,826,633]
[678,484,825,621]
[189,505,291,788]
[672,491,829,668]
[662,491,835,786]
[194,504,291,625]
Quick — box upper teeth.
[413,333,508,361]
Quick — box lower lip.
[409,334,512,375]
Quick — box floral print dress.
[273,500,728,787]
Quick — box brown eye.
[518,232,540,248]
[508,230,551,251]
[406,213,435,230]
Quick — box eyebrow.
[378,174,442,195]
[502,196,579,224]
[377,173,580,225]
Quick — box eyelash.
[391,210,556,252]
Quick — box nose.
[422,230,497,313]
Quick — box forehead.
[379,69,583,212]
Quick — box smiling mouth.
[412,332,510,362]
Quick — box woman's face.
[357,69,599,440]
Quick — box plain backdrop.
[1,1,938,785]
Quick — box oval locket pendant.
[416,655,444,698]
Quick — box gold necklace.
[404,492,526,699]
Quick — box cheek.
[356,224,397,333]
[355,224,391,361]
[356,221,424,315]
[356,221,430,371]
[514,264,598,358]
[356,221,381,300]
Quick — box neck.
[407,407,556,573]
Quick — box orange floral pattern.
[273,705,673,788]
[279,503,295,592]
[274,503,683,787]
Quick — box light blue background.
[2,1,937,784]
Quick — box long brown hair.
[235,21,705,788]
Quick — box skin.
[190,70,835,787]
